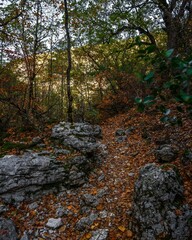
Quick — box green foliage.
[1,141,29,151]
[135,44,192,121]
[85,108,100,124]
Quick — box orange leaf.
[118,225,126,232]
[126,230,133,238]
[96,204,103,211]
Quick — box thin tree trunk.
[64,0,73,123]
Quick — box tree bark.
[64,0,73,123]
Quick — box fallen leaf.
[118,225,126,232]
[126,230,133,238]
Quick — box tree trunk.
[64,0,73,123]
[157,0,192,54]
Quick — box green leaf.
[163,81,173,89]
[137,103,145,112]
[181,94,192,103]
[135,72,144,80]
[145,45,156,54]
[143,95,155,105]
[135,97,142,104]
[165,49,174,58]
[186,68,192,76]
[160,116,169,122]
[144,71,154,81]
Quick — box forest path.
[2,107,192,239]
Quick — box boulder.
[0,152,94,202]
[51,122,102,155]
[133,164,192,240]
[155,144,178,162]
[0,218,18,240]
[0,122,105,203]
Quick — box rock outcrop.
[0,153,93,202]
[51,122,103,156]
[133,164,192,240]
[0,122,106,203]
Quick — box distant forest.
[0,0,191,130]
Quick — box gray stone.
[51,122,102,155]
[54,149,71,155]
[98,174,105,182]
[97,187,108,198]
[181,150,192,165]
[133,163,192,240]
[115,136,127,143]
[20,231,30,240]
[68,171,86,186]
[99,210,108,219]
[56,207,72,217]
[28,202,38,210]
[0,153,67,202]
[32,136,43,145]
[37,151,50,156]
[155,144,178,162]
[90,229,109,240]
[0,122,105,203]
[0,218,18,240]
[128,172,134,177]
[0,152,91,202]
[81,194,100,207]
[0,204,8,214]
[115,129,125,136]
[46,218,63,229]
[76,213,98,231]
[125,127,135,135]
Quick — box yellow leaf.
[91,223,99,229]
[81,232,92,240]
[118,225,126,232]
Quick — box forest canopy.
[0,0,192,130]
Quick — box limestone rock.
[90,229,109,240]
[56,206,72,217]
[115,129,125,136]
[116,136,127,143]
[0,152,92,202]
[133,164,192,240]
[51,122,102,155]
[46,218,63,229]
[181,150,192,166]
[81,194,100,207]
[76,213,98,231]
[155,144,178,162]
[0,153,67,202]
[20,231,30,240]
[32,136,43,145]
[0,218,18,240]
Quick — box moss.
[1,141,29,151]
